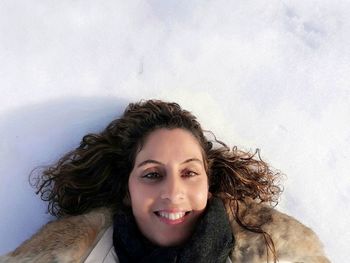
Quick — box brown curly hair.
[31,99,282,260]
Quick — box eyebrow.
[136,158,203,168]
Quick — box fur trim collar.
[1,208,112,263]
[1,200,330,263]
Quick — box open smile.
[154,211,191,225]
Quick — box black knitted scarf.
[113,197,234,263]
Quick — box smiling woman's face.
[128,128,209,247]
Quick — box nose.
[160,170,185,203]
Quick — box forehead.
[136,128,204,161]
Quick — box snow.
[1,1,349,261]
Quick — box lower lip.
[156,214,188,225]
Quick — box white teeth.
[158,211,186,220]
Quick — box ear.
[208,191,212,199]
[123,191,131,206]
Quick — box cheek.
[128,177,155,214]
[189,177,209,209]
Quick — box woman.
[1,99,329,263]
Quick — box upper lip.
[154,209,190,213]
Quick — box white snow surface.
[1,1,349,261]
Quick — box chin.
[153,234,189,247]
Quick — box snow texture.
[1,1,349,261]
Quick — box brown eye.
[142,172,162,180]
[183,170,199,177]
